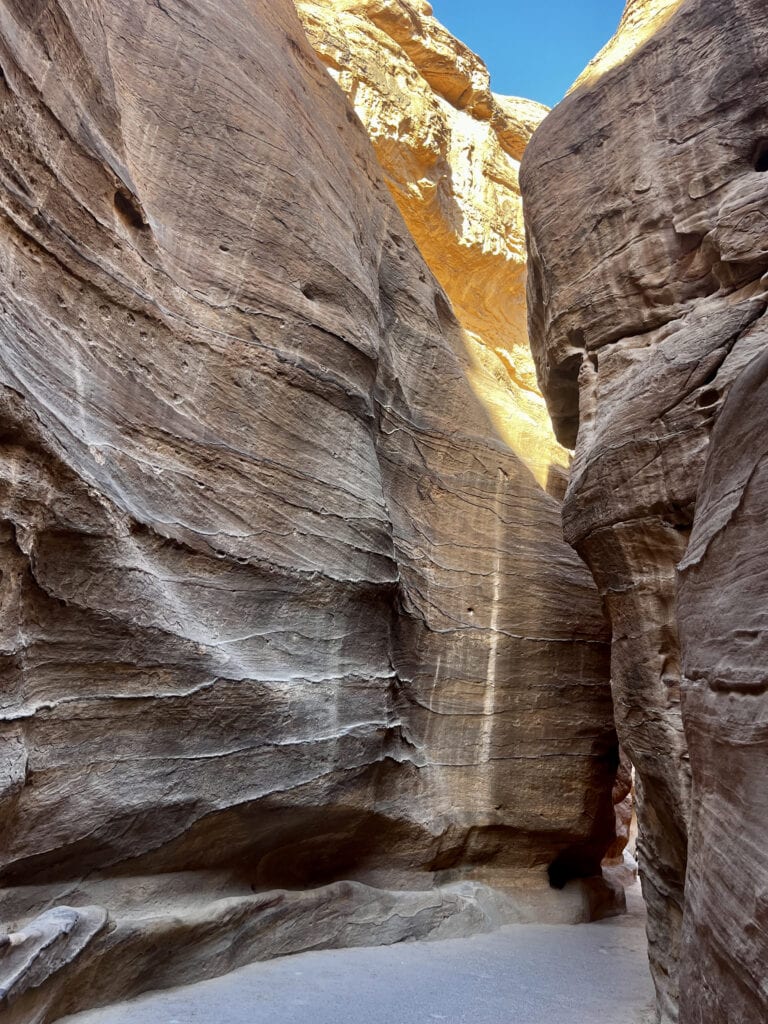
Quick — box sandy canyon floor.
[61,886,654,1024]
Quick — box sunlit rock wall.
[296,0,568,495]
[522,0,768,1020]
[0,0,617,1020]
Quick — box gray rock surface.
[0,0,619,1019]
[522,0,768,1019]
[677,350,768,1023]
[59,886,654,1024]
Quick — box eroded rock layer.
[677,353,768,1024]
[522,0,768,1020]
[295,0,568,493]
[0,0,617,1019]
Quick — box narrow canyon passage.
[61,887,654,1024]
[2,0,767,1022]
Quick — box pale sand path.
[63,885,654,1024]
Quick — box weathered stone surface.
[522,0,768,1020]
[0,0,618,1019]
[0,907,108,1013]
[677,351,768,1024]
[295,0,566,493]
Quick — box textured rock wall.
[295,0,568,494]
[522,0,768,1020]
[678,354,768,1024]
[0,0,618,1020]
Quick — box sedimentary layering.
[677,356,768,1024]
[522,0,768,1020]
[295,0,567,494]
[0,0,618,1020]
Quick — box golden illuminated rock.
[296,0,566,491]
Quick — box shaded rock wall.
[0,0,618,1019]
[677,353,768,1024]
[522,0,768,1020]
[295,0,568,494]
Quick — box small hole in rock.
[219,243,230,253]
[114,190,147,230]
[753,140,768,172]
[301,283,319,301]
[697,388,719,407]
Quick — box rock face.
[295,0,568,494]
[0,0,618,1020]
[677,355,768,1024]
[522,0,768,1020]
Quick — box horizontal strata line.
[14,756,425,871]
[400,699,606,719]
[0,674,399,721]
[432,751,594,766]
[420,625,608,644]
[30,723,404,769]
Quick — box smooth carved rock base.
[1,876,625,1024]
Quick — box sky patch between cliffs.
[431,0,627,107]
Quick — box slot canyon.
[0,1,765,1022]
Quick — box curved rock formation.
[295,0,567,494]
[522,0,768,1020]
[0,0,618,1019]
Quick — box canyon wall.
[296,0,568,495]
[522,0,768,1020]
[0,0,618,1020]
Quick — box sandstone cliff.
[522,0,768,1020]
[295,0,568,494]
[0,0,618,1020]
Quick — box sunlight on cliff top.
[297,0,571,491]
[570,0,685,92]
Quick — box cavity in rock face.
[0,0,619,1020]
[522,0,768,1020]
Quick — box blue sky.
[430,1,627,108]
